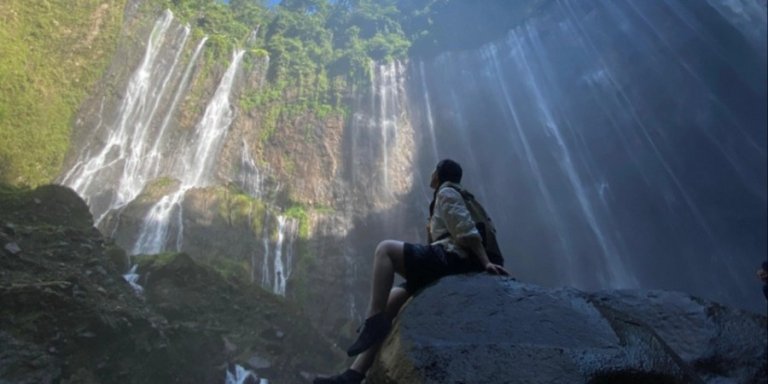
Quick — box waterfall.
[179,49,246,187]
[506,28,635,287]
[122,265,144,294]
[347,60,413,204]
[133,49,246,254]
[225,364,267,384]
[126,37,210,255]
[261,214,271,289]
[61,10,191,225]
[411,0,766,310]
[132,189,185,254]
[376,61,409,193]
[261,215,298,296]
[149,36,209,177]
[704,0,767,50]
[418,60,439,164]
[238,139,265,197]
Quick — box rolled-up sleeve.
[436,188,479,241]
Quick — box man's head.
[758,261,768,283]
[431,159,462,189]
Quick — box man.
[314,159,509,384]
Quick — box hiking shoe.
[313,369,365,384]
[346,312,392,357]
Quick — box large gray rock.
[368,275,766,384]
[589,290,767,383]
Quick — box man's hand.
[484,262,509,276]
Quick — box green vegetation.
[136,251,252,285]
[239,0,412,147]
[0,0,127,186]
[206,256,252,281]
[0,183,29,205]
[134,251,181,268]
[218,184,267,235]
[284,204,310,239]
[136,177,181,204]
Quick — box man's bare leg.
[368,240,407,317]
[351,286,410,374]
[314,244,410,383]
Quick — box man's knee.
[375,240,398,259]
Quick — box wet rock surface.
[589,290,768,383]
[0,184,343,383]
[368,275,767,384]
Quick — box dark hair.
[436,159,462,184]
[762,261,768,270]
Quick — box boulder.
[368,275,766,384]
[589,290,767,383]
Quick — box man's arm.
[456,234,508,275]
[438,188,508,275]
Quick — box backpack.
[442,184,505,266]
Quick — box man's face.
[430,169,439,189]
[758,268,768,283]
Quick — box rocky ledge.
[0,185,343,383]
[368,275,767,384]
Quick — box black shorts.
[399,242,482,294]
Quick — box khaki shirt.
[429,182,480,259]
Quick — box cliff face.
[58,3,421,338]
[55,0,767,343]
[368,275,767,384]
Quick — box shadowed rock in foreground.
[368,275,767,384]
[0,185,342,384]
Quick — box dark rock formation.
[589,290,768,383]
[0,185,343,383]
[368,275,766,384]
[135,251,346,383]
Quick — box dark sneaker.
[313,369,365,384]
[346,312,392,357]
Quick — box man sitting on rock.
[314,159,509,384]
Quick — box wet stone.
[4,242,22,255]
[247,354,272,370]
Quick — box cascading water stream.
[376,61,408,192]
[238,139,265,197]
[348,60,412,204]
[411,0,765,308]
[148,36,209,177]
[261,215,298,296]
[479,43,576,276]
[225,364,267,384]
[507,29,635,287]
[418,60,439,163]
[133,49,246,255]
[261,215,271,290]
[61,10,190,225]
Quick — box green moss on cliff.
[217,184,267,235]
[0,0,126,187]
